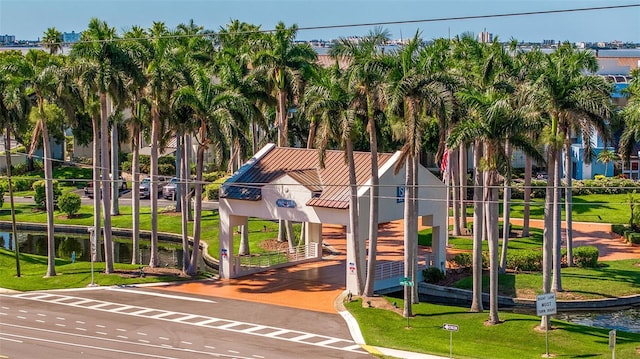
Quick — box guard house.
[218,144,447,294]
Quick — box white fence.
[234,243,320,276]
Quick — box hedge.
[573,246,599,267]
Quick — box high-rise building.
[478,30,492,43]
[0,34,16,44]
[62,31,81,44]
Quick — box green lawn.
[347,298,640,359]
[0,248,202,291]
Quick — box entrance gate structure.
[218,144,447,294]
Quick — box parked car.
[139,176,168,199]
[84,175,127,198]
[162,177,179,199]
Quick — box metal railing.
[374,254,431,280]
[237,243,319,273]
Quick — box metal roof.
[221,146,394,209]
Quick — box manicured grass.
[0,248,198,291]
[346,298,640,359]
[508,193,630,224]
[0,203,283,258]
[452,259,640,300]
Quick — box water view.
[1,231,190,268]
[558,308,640,334]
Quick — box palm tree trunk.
[485,170,500,324]
[40,119,56,277]
[109,97,120,216]
[470,141,484,312]
[346,138,363,295]
[459,144,467,232]
[364,98,380,297]
[499,140,512,273]
[564,139,574,267]
[149,105,160,268]
[541,148,555,330]
[411,155,419,304]
[188,137,206,275]
[5,127,20,277]
[451,148,461,236]
[99,93,114,273]
[552,149,563,292]
[523,156,532,237]
[131,127,140,265]
[92,114,102,263]
[403,156,415,317]
[180,134,190,273]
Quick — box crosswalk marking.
[10,291,366,354]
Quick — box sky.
[1,0,639,43]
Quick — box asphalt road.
[0,286,372,359]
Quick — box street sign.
[609,329,616,350]
[443,323,459,332]
[400,277,414,287]
[536,293,557,316]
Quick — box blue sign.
[276,199,296,208]
[397,186,405,203]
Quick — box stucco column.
[423,215,446,272]
[219,202,247,279]
[305,222,322,259]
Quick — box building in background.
[0,34,16,44]
[62,31,81,44]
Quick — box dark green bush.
[423,267,445,284]
[203,171,229,183]
[58,192,81,217]
[204,176,230,200]
[611,224,626,236]
[506,250,543,272]
[452,253,472,268]
[13,178,37,192]
[158,163,175,176]
[628,233,640,245]
[32,180,62,209]
[573,246,599,268]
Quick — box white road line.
[242,325,267,333]
[0,312,7,316]
[159,337,169,341]
[56,323,65,327]
[37,313,46,317]
[194,318,219,326]
[228,350,239,354]
[129,309,155,316]
[204,345,216,350]
[2,322,258,359]
[139,339,150,343]
[174,314,198,322]
[18,309,28,313]
[117,335,128,339]
[56,317,65,320]
[251,355,265,358]
[1,306,9,310]
[16,316,26,319]
[96,324,106,328]
[10,292,365,354]
[0,337,23,343]
[97,331,107,335]
[117,328,127,332]
[108,287,216,303]
[76,327,87,331]
[290,333,314,341]
[36,319,45,323]
[137,332,148,336]
[180,341,192,345]
[76,320,86,324]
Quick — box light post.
[87,226,97,287]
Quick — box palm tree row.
[1,20,630,327]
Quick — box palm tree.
[386,33,455,314]
[173,67,250,275]
[330,27,391,296]
[0,51,32,277]
[617,69,640,163]
[251,22,317,147]
[42,27,63,55]
[23,49,64,277]
[71,18,143,273]
[143,22,183,268]
[597,149,619,177]
[531,43,613,299]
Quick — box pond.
[0,231,202,270]
[558,307,640,334]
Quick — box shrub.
[158,163,175,176]
[628,233,640,245]
[32,180,62,209]
[13,178,37,192]
[0,187,4,208]
[203,171,229,183]
[573,246,599,268]
[452,253,472,268]
[57,192,81,218]
[423,267,445,284]
[204,176,230,200]
[506,250,543,272]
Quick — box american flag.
[440,149,448,173]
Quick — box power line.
[39,3,640,47]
